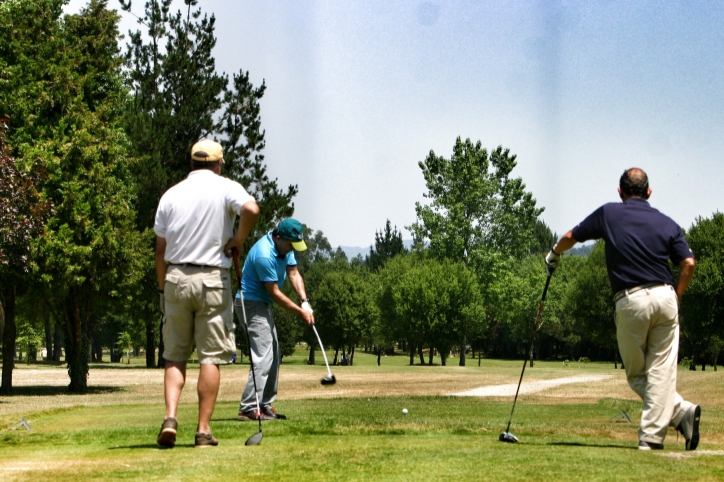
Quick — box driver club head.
[499,432,519,443]
[321,374,336,385]
[245,431,263,446]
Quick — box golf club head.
[499,432,519,443]
[321,374,336,385]
[245,431,263,446]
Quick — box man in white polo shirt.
[154,139,259,448]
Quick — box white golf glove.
[545,249,561,275]
[301,301,313,313]
[159,292,166,315]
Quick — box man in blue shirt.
[237,218,314,421]
[546,168,699,451]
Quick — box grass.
[2,349,724,481]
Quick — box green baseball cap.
[277,218,307,251]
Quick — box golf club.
[311,324,336,385]
[232,250,263,446]
[499,273,552,444]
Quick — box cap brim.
[291,240,307,252]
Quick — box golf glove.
[301,301,313,313]
[545,250,561,275]
[159,292,165,315]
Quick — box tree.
[0,117,53,392]
[1,0,146,392]
[408,137,543,364]
[121,0,297,366]
[681,213,724,370]
[367,220,407,272]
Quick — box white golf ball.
[402,408,408,414]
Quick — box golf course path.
[451,374,614,397]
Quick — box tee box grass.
[1,349,724,481]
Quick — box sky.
[64,0,724,249]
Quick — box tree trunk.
[53,322,63,361]
[44,314,53,361]
[441,349,447,366]
[333,347,339,365]
[418,345,425,365]
[350,345,355,365]
[157,318,166,368]
[1,286,17,394]
[459,335,466,366]
[409,344,414,365]
[308,343,315,365]
[377,348,381,366]
[62,286,91,393]
[145,318,155,368]
[428,347,434,365]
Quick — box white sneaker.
[677,405,701,451]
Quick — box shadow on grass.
[1,386,125,396]
[549,442,632,450]
[108,443,195,450]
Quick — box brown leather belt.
[613,283,667,303]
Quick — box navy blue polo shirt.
[571,198,693,294]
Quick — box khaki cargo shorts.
[162,265,235,364]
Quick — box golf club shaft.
[504,274,552,434]
[312,325,333,376]
[233,251,263,432]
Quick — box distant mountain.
[569,242,594,257]
[340,240,414,260]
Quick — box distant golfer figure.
[547,168,699,451]
[154,139,259,448]
[237,218,315,422]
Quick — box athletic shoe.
[156,417,178,448]
[195,432,219,448]
[638,440,664,451]
[238,409,274,421]
[263,406,287,420]
[677,405,701,451]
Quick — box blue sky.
[66,1,724,248]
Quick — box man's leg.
[164,361,187,419]
[197,363,220,434]
[240,301,273,413]
[261,313,281,407]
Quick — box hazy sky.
[65,0,724,249]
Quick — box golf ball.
[402,408,408,414]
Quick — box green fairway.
[2,351,724,481]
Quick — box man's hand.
[159,292,166,315]
[300,309,315,326]
[301,301,313,314]
[545,250,561,275]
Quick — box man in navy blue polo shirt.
[546,168,699,451]
[236,218,315,421]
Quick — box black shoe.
[638,440,664,451]
[195,432,219,448]
[677,405,701,451]
[157,417,177,448]
[263,406,287,420]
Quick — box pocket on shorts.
[203,278,226,307]
[164,274,180,303]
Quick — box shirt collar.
[624,197,650,206]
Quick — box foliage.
[1,0,147,392]
[681,213,724,366]
[367,219,407,272]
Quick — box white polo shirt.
[154,170,255,268]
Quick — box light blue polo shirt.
[240,232,297,304]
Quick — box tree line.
[2,0,723,395]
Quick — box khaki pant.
[163,265,236,364]
[615,284,694,444]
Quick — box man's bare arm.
[553,229,579,254]
[224,200,260,256]
[264,282,314,325]
[286,266,308,302]
[155,236,168,290]
[676,257,696,301]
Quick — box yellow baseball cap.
[191,139,224,162]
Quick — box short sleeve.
[154,199,167,238]
[572,205,606,243]
[670,227,694,264]
[286,250,297,267]
[227,179,255,216]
